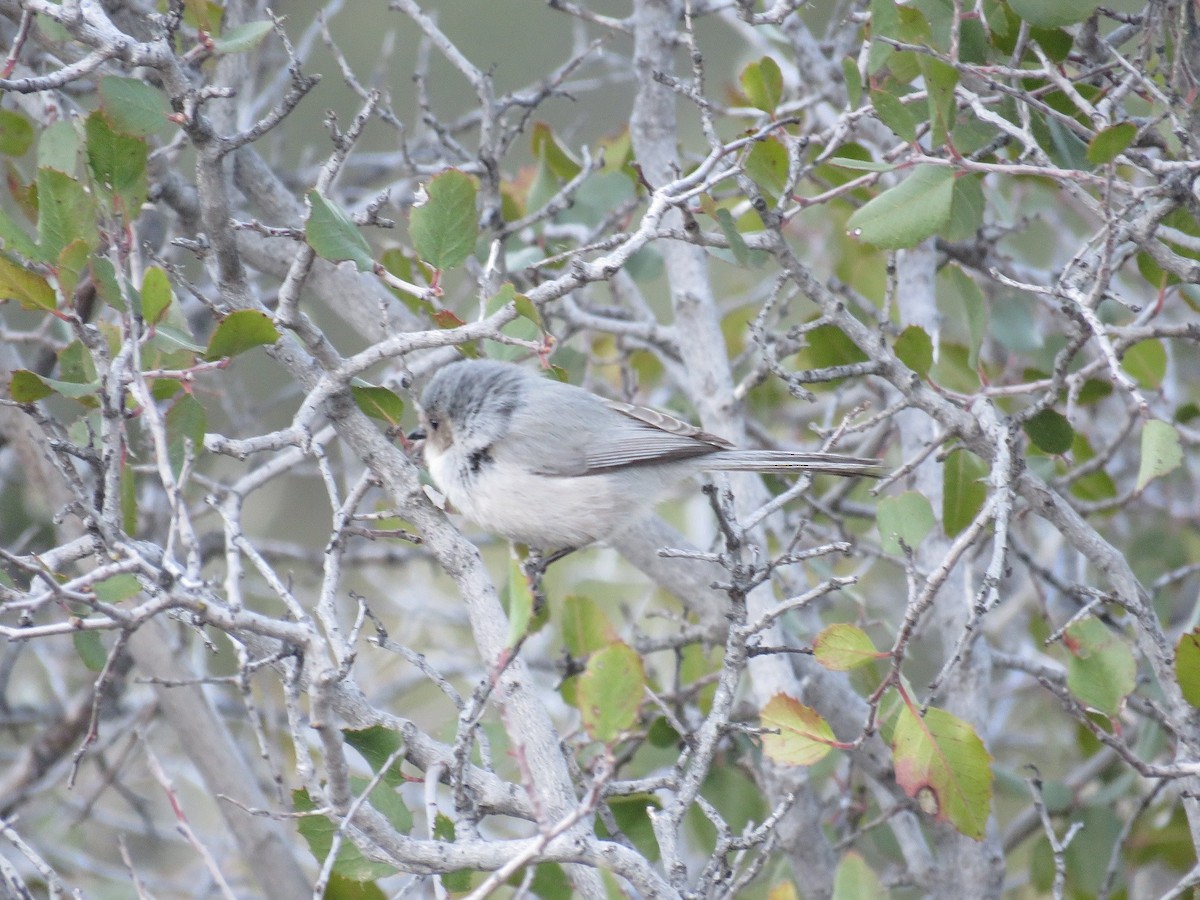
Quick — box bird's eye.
[427,417,440,431]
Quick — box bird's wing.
[578,399,732,471]
[496,379,729,476]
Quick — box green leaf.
[531,122,582,181]
[524,155,558,221]
[825,156,896,173]
[0,201,40,262]
[1136,419,1182,491]
[869,0,901,73]
[945,174,985,241]
[847,166,956,249]
[578,642,644,743]
[343,726,407,790]
[58,342,98,393]
[74,631,108,672]
[894,325,933,376]
[306,190,374,272]
[713,206,766,268]
[323,874,386,899]
[646,718,679,750]
[43,376,101,400]
[37,167,96,260]
[49,374,102,400]
[1069,434,1117,502]
[870,88,918,143]
[833,851,886,900]
[1035,29,1075,64]
[563,172,636,231]
[0,109,34,156]
[842,57,863,108]
[1023,409,1074,455]
[760,693,836,766]
[351,384,405,425]
[940,265,987,367]
[358,777,411,835]
[943,448,988,537]
[1136,250,1177,291]
[213,20,273,53]
[432,812,454,841]
[512,291,542,328]
[151,324,205,355]
[710,207,758,267]
[599,794,662,863]
[1176,630,1200,708]
[951,118,998,158]
[508,863,572,897]
[0,255,56,311]
[432,814,473,892]
[57,347,95,387]
[812,624,882,671]
[744,137,789,203]
[1033,114,1090,171]
[293,788,397,882]
[99,76,172,136]
[1121,339,1167,388]
[983,0,1017,41]
[8,370,55,402]
[955,11,991,63]
[877,490,935,555]
[919,54,958,146]
[741,56,784,114]
[85,111,149,212]
[410,169,478,271]
[893,703,993,839]
[680,644,721,716]
[505,551,535,647]
[140,266,174,326]
[150,379,183,402]
[10,368,99,402]
[598,128,633,176]
[93,573,141,602]
[1064,617,1136,716]
[166,393,207,476]
[66,412,100,451]
[808,324,869,369]
[38,120,82,175]
[88,255,124,312]
[204,309,280,360]
[1008,0,1100,28]
[56,239,90,304]
[1087,122,1137,165]
[560,595,617,658]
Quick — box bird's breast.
[431,449,658,547]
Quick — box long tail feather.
[705,451,882,476]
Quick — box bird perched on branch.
[410,359,880,551]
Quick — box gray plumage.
[415,359,879,548]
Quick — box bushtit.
[411,359,879,549]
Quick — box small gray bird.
[411,359,879,549]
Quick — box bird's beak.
[406,427,427,464]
